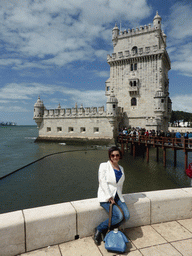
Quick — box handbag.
[104,203,129,253]
[186,163,192,178]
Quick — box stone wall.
[38,116,114,140]
[1,188,192,256]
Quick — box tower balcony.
[128,79,139,94]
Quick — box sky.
[0,0,192,125]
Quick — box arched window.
[132,46,138,55]
[131,97,137,106]
[130,81,132,87]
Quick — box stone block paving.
[17,218,192,256]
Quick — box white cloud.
[94,70,109,78]
[172,94,192,113]
[0,82,106,112]
[170,42,192,76]
[0,83,56,100]
[167,2,192,76]
[0,59,22,66]
[63,89,106,107]
[0,105,29,113]
[95,50,109,60]
[169,3,192,41]
[0,0,151,68]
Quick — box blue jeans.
[97,197,130,232]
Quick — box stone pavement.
[17,218,192,256]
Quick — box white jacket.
[97,161,125,203]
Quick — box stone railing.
[1,188,192,256]
[107,46,161,62]
[43,106,106,118]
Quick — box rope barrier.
[0,149,97,180]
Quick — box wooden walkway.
[117,135,192,170]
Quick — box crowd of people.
[119,127,192,140]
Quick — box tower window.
[94,127,99,133]
[113,104,116,109]
[131,64,133,71]
[118,52,123,58]
[146,47,150,53]
[80,127,86,133]
[57,127,62,132]
[132,46,138,55]
[125,50,129,57]
[68,127,74,132]
[130,63,137,71]
[131,98,137,106]
[47,127,51,132]
[139,48,143,54]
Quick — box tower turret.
[106,89,119,142]
[153,11,161,30]
[162,30,167,45]
[154,89,166,117]
[106,89,118,117]
[112,24,119,47]
[33,96,44,128]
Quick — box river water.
[0,126,192,214]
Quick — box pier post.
[121,139,124,155]
[126,138,129,152]
[174,149,177,167]
[146,146,149,163]
[185,151,188,171]
[156,147,159,162]
[163,148,166,167]
[133,144,136,159]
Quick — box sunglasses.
[111,154,120,158]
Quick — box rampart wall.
[1,188,192,256]
[38,116,114,140]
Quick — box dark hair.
[108,146,122,160]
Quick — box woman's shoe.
[101,229,108,241]
[94,228,102,245]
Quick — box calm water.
[0,126,192,214]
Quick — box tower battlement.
[43,104,106,118]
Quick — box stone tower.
[106,12,172,131]
[33,96,44,128]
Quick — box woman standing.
[94,146,130,245]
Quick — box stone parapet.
[107,50,164,63]
[23,203,76,252]
[0,211,25,256]
[1,188,192,255]
[44,106,106,118]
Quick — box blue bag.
[104,228,129,253]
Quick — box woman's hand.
[108,197,115,204]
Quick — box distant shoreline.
[0,125,36,127]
